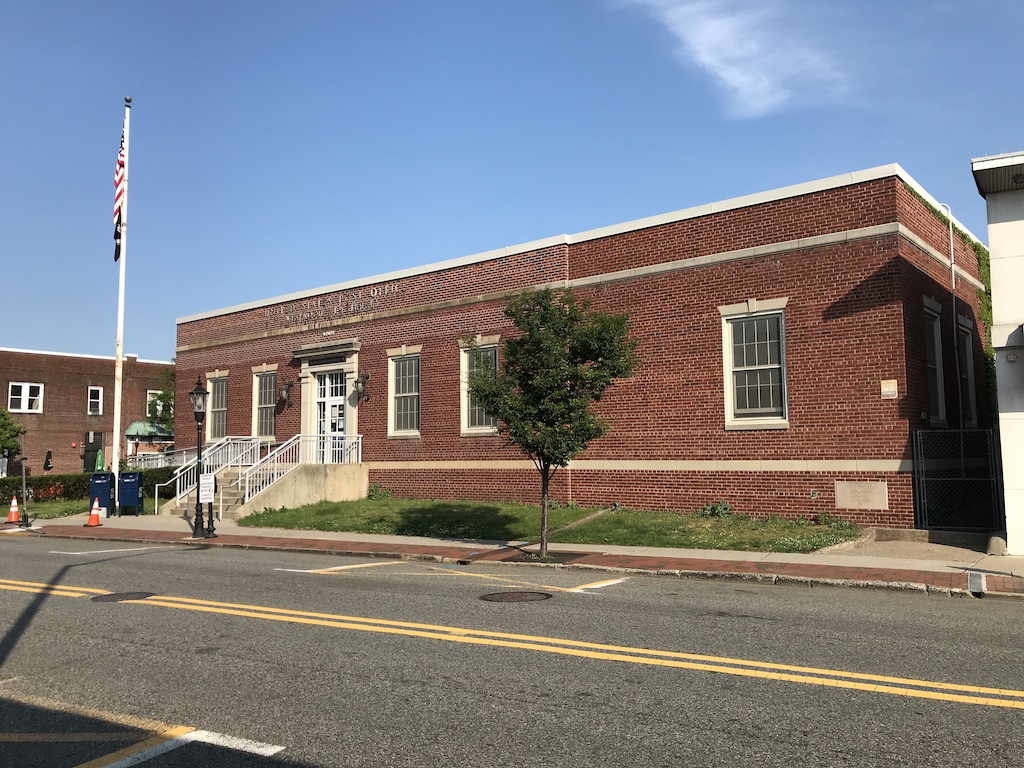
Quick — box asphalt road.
[1,535,1022,767]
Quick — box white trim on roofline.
[0,347,172,365]
[970,150,1024,169]
[177,163,981,325]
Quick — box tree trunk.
[540,464,550,558]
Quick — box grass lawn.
[238,498,862,554]
[15,498,155,519]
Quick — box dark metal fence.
[912,429,1003,531]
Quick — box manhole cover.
[480,591,552,602]
[91,592,156,603]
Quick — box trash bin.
[118,472,144,517]
[89,472,115,518]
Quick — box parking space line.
[275,561,402,574]
[421,565,578,592]
[569,577,629,592]
[83,728,284,767]
[50,547,174,555]
[74,726,194,767]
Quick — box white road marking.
[101,729,284,766]
[275,561,401,574]
[49,547,172,555]
[568,577,629,592]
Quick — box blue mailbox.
[118,472,144,517]
[89,472,115,518]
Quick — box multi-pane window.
[730,314,786,419]
[392,355,420,434]
[8,383,43,413]
[256,372,277,438]
[924,307,945,424]
[209,378,228,440]
[87,386,103,415]
[957,321,977,428]
[719,298,789,430]
[463,345,498,432]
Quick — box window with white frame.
[147,390,163,419]
[957,316,977,428]
[719,299,789,430]
[255,371,277,438]
[924,298,945,425]
[461,341,498,434]
[87,386,103,415]
[208,377,228,440]
[388,348,421,436]
[8,382,43,413]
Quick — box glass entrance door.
[315,372,347,463]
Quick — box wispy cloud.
[623,0,849,118]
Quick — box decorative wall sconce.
[353,372,371,403]
[278,378,294,407]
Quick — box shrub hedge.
[0,466,180,502]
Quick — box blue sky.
[2,0,1022,361]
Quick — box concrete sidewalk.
[6,512,1024,600]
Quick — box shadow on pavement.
[0,694,318,767]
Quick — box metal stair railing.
[240,435,301,503]
[237,434,362,503]
[173,436,262,505]
[129,447,193,469]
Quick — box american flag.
[113,133,125,261]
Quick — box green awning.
[125,421,174,439]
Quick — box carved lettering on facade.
[263,283,401,326]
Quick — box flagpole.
[111,96,131,507]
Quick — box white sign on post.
[199,473,216,504]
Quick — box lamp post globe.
[189,378,210,538]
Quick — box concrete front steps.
[158,467,246,519]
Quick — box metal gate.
[912,429,1003,531]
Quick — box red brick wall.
[368,467,914,528]
[173,173,991,527]
[1,350,172,477]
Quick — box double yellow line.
[4,577,1023,709]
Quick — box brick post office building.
[174,165,993,528]
[1,348,174,478]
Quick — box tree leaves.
[465,288,638,554]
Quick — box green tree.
[0,407,24,462]
[467,288,639,556]
[147,366,175,432]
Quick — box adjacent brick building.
[0,348,174,477]
[174,165,991,528]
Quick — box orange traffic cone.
[7,495,19,524]
[84,498,103,528]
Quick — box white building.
[972,152,1024,555]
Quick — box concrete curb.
[23,526,1023,600]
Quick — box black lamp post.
[188,378,214,538]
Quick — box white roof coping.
[0,347,172,365]
[971,150,1024,169]
[178,163,980,324]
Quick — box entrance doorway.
[83,432,104,473]
[315,372,347,463]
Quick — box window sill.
[388,431,421,440]
[461,428,499,438]
[725,419,790,431]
